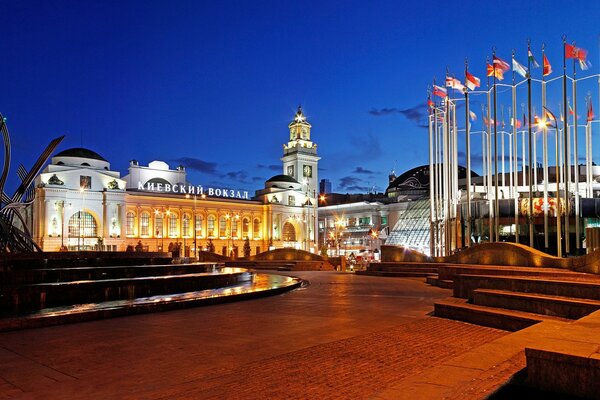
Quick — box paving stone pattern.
[0,272,507,399]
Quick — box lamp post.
[56,200,70,251]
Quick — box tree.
[243,237,251,258]
[320,244,328,257]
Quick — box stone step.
[3,263,221,285]
[1,269,253,313]
[434,297,570,332]
[453,274,600,301]
[0,273,303,332]
[425,275,454,289]
[473,289,600,320]
[355,271,434,278]
[367,266,438,273]
[438,265,591,282]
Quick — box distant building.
[32,107,320,255]
[319,179,332,194]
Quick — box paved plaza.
[0,272,512,399]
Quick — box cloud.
[338,176,370,192]
[352,132,382,159]
[368,108,400,116]
[369,103,428,128]
[171,157,218,175]
[257,164,280,171]
[353,166,374,174]
[224,170,249,182]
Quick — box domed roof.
[387,164,478,192]
[266,174,299,184]
[55,147,107,162]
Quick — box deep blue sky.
[1,0,599,194]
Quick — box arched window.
[232,217,240,238]
[219,216,228,237]
[169,212,178,237]
[182,213,191,237]
[195,214,203,238]
[140,212,150,236]
[68,211,97,238]
[155,213,163,237]
[253,218,261,239]
[126,211,135,236]
[282,222,296,242]
[242,218,249,239]
[207,215,216,238]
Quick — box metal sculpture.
[0,113,64,253]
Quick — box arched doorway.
[282,221,296,242]
[68,211,98,250]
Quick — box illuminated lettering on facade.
[137,182,249,199]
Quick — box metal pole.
[572,61,580,252]
[527,40,534,248]
[493,50,500,242]
[465,64,472,247]
[542,51,549,250]
[563,36,571,255]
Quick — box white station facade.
[32,107,320,256]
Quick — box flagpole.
[429,90,435,257]
[512,68,519,243]
[443,82,450,256]
[493,48,500,243]
[486,57,493,242]
[465,60,472,248]
[433,79,440,256]
[555,121,562,258]
[527,39,534,248]
[563,36,571,255]
[587,94,593,199]
[501,105,506,190]
[572,57,580,253]
[453,100,459,250]
[542,43,549,251]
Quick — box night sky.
[1,0,599,194]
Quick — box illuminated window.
[242,218,249,239]
[155,215,163,237]
[232,218,239,238]
[182,213,191,237]
[169,212,178,237]
[195,215,203,237]
[126,212,135,236]
[140,212,150,236]
[219,216,227,237]
[207,215,216,237]
[253,218,261,239]
[68,211,97,238]
[381,216,388,225]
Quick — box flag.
[469,110,477,121]
[511,117,522,128]
[487,64,504,80]
[522,113,527,128]
[543,54,552,76]
[483,116,495,126]
[493,55,510,71]
[512,57,528,78]
[445,77,465,92]
[579,59,592,70]
[565,43,588,61]
[427,98,434,108]
[433,85,447,98]
[465,71,481,91]
[568,101,574,115]
[588,100,594,123]
[543,106,558,127]
[528,49,540,68]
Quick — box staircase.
[430,265,600,331]
[0,261,302,331]
[356,261,439,278]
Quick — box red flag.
[433,85,447,98]
[588,100,594,123]
[465,71,481,90]
[493,55,510,71]
[543,54,552,76]
[511,117,522,129]
[565,44,588,61]
[487,64,504,80]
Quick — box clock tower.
[282,106,320,196]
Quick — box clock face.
[303,165,312,178]
[287,165,294,177]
